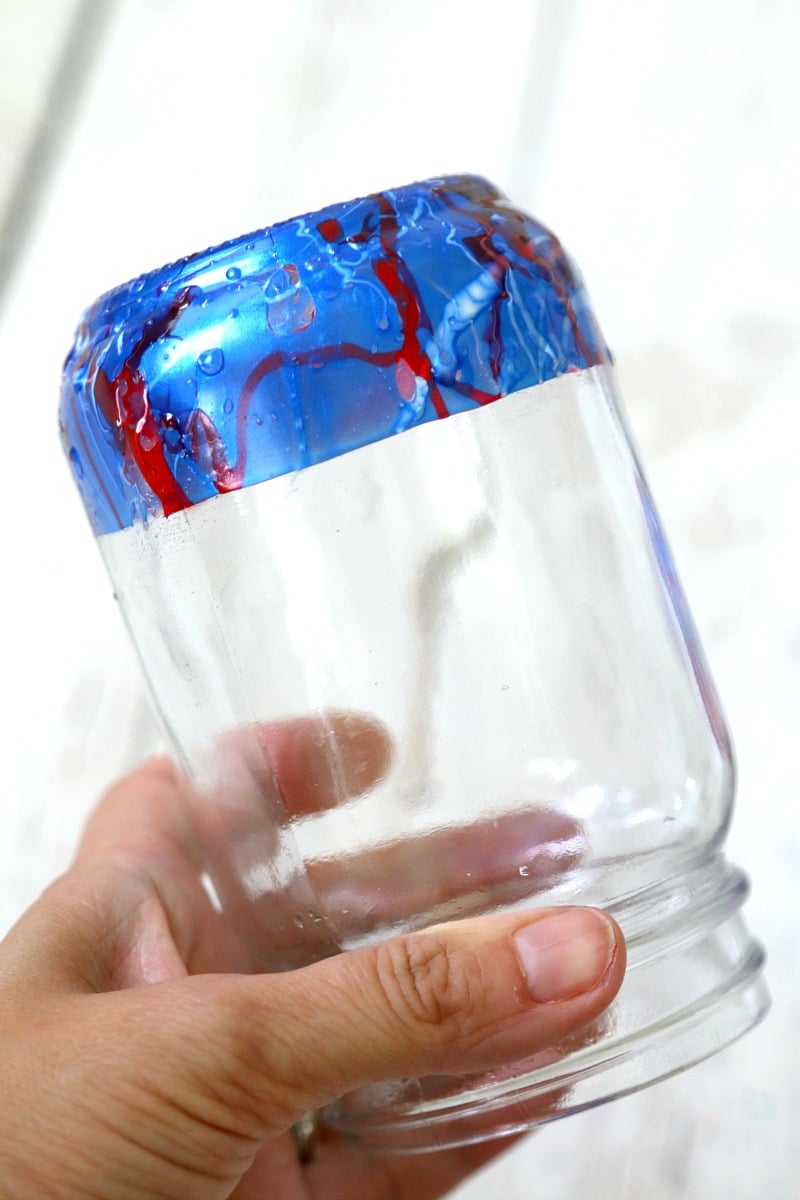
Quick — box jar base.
[320,854,769,1153]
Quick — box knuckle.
[182,981,295,1129]
[219,984,274,1079]
[374,932,481,1043]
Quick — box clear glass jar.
[61,175,768,1150]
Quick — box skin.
[0,754,625,1200]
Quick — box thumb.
[163,905,625,1134]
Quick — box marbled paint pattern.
[60,175,609,534]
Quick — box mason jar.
[60,175,767,1150]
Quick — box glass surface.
[61,177,768,1150]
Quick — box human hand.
[0,756,625,1200]
[201,712,588,969]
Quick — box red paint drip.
[230,189,511,486]
[346,212,377,246]
[372,192,449,420]
[115,363,191,517]
[317,217,343,242]
[449,379,501,406]
[106,289,195,517]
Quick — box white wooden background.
[0,2,797,1196]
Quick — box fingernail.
[513,909,616,1004]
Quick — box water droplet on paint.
[265,262,316,335]
[264,265,296,298]
[226,266,241,281]
[223,398,233,414]
[519,865,529,877]
[197,348,224,375]
[377,314,390,331]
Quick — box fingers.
[68,721,391,980]
[249,713,393,816]
[237,1126,522,1200]
[175,905,625,1134]
[60,721,586,990]
[213,711,393,822]
[199,801,585,971]
[303,1129,522,1200]
[310,806,583,937]
[198,712,584,970]
[33,760,241,990]
[73,756,203,872]
[72,710,391,881]
[198,713,397,967]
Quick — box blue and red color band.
[60,175,609,535]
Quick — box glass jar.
[60,175,767,1150]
